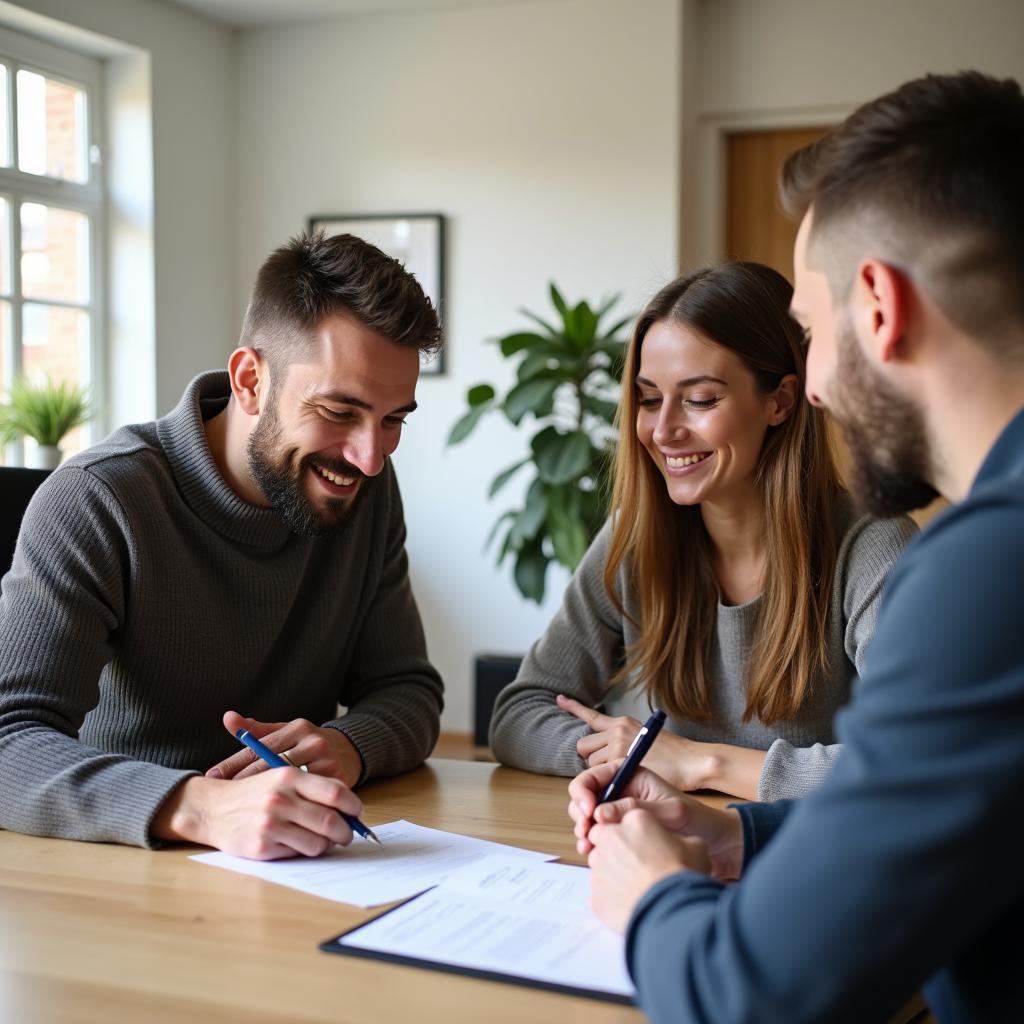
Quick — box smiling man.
[0,232,444,858]
[568,71,1024,1022]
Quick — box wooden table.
[0,760,661,1024]
[0,758,927,1024]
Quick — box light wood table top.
[0,758,926,1024]
[0,759,692,1024]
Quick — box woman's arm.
[563,698,767,798]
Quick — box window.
[0,27,103,464]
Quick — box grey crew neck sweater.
[0,371,443,847]
[489,500,915,800]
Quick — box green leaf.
[581,393,620,424]
[511,478,548,543]
[600,314,634,340]
[518,308,559,336]
[514,541,549,603]
[550,516,589,571]
[503,378,559,425]
[447,404,489,444]
[497,522,517,563]
[517,349,557,382]
[483,510,516,551]
[594,293,622,321]
[530,425,560,458]
[546,482,582,524]
[567,301,599,349]
[498,332,547,358]
[467,383,496,407]
[488,457,530,498]
[536,431,592,485]
[549,283,569,320]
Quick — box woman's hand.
[556,694,716,791]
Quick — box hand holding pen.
[235,729,382,846]
[566,709,668,853]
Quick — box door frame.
[688,105,852,269]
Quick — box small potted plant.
[0,375,94,470]
[448,283,632,603]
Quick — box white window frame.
[0,25,105,464]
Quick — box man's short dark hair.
[241,231,443,368]
[780,71,1024,347]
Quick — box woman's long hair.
[603,262,842,724]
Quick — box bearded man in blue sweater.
[569,71,1024,1023]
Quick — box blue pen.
[596,709,667,806]
[235,729,382,846]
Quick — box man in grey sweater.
[0,232,444,858]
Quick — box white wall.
[235,0,682,732]
[4,0,235,417]
[688,0,1024,264]
[698,0,1024,115]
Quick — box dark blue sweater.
[625,405,1024,1023]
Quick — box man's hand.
[151,770,364,859]
[556,694,716,791]
[568,760,744,880]
[588,810,711,933]
[205,711,363,786]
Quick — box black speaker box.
[473,654,523,746]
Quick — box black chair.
[1,467,52,575]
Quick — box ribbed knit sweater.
[0,371,443,847]
[490,501,915,800]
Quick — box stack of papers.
[326,854,635,1002]
[191,819,556,907]
[193,819,634,1002]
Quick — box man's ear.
[855,258,907,363]
[768,373,799,426]
[227,347,266,416]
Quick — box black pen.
[234,729,382,846]
[596,709,667,806]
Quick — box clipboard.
[320,886,636,1005]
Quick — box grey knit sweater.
[489,502,916,800]
[0,371,443,847]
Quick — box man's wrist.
[324,724,365,786]
[150,775,218,845]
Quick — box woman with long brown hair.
[489,262,915,800]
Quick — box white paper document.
[331,854,635,1001]
[191,820,557,907]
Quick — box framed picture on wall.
[308,212,446,375]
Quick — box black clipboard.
[319,889,636,1006]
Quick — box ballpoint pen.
[235,728,382,846]
[596,708,667,806]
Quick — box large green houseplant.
[448,284,632,603]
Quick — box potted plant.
[0,375,94,470]
[448,284,632,603]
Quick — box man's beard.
[246,398,359,537]
[831,319,939,518]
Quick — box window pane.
[0,66,9,167]
[20,202,90,303]
[0,298,9,395]
[21,302,90,456]
[0,197,9,294]
[16,68,87,183]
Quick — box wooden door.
[725,126,829,282]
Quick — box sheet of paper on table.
[191,820,558,907]
[328,854,635,1001]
